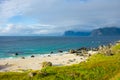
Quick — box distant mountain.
[64,31,91,36]
[64,27,120,36]
[91,27,120,36]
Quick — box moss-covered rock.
[42,61,52,68]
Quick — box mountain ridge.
[64,27,120,36]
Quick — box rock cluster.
[69,47,90,57]
[98,44,114,56]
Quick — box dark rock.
[69,49,76,54]
[48,55,51,57]
[75,53,80,56]
[76,50,82,53]
[109,53,114,56]
[75,53,84,56]
[79,47,87,51]
[15,53,19,56]
[80,58,83,59]
[50,51,54,54]
[21,57,25,59]
[68,59,74,62]
[68,59,76,62]
[31,55,35,58]
[88,54,92,56]
[58,50,63,53]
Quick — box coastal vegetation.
[0,42,120,80]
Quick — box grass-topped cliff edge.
[0,42,120,80]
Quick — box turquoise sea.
[0,36,120,58]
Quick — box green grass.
[0,44,120,80]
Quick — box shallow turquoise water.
[0,36,120,58]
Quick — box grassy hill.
[0,43,120,80]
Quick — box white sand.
[0,53,88,72]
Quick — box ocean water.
[0,36,120,58]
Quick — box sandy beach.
[0,52,90,72]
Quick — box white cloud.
[0,23,63,35]
[0,0,32,22]
[0,0,120,35]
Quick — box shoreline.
[0,50,97,72]
[0,51,68,60]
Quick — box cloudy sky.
[0,0,120,36]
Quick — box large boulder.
[15,52,19,56]
[69,49,76,54]
[42,61,52,68]
[21,57,25,59]
[58,50,63,53]
[31,55,35,58]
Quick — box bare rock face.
[42,61,52,68]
